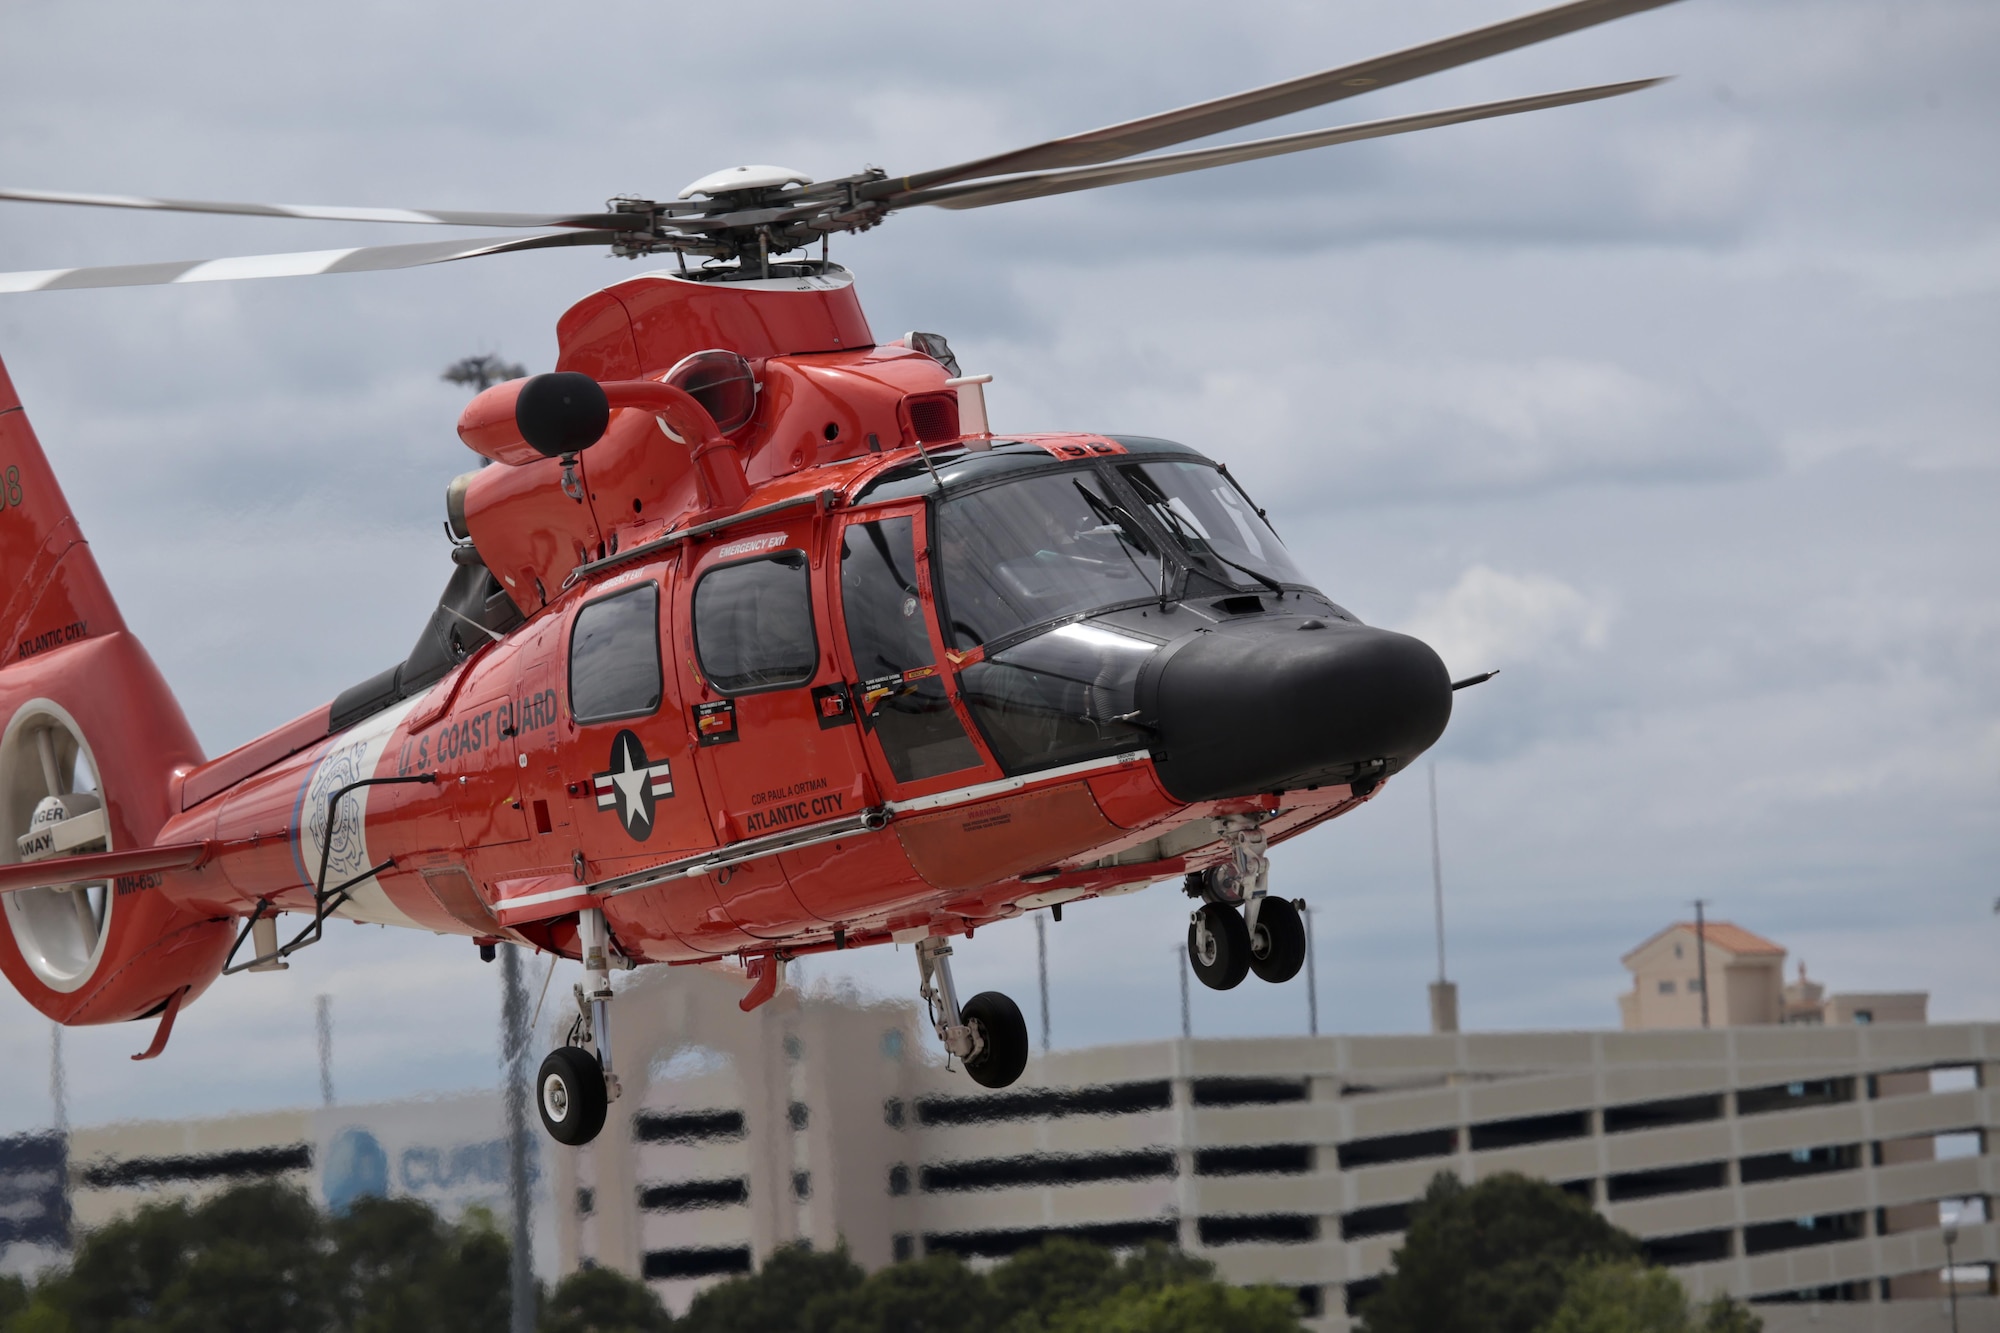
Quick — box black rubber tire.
[1187,902,1251,991]
[961,991,1030,1089]
[537,1046,609,1146]
[1248,896,1307,984]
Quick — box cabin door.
[677,518,873,938]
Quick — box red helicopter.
[0,0,1672,1145]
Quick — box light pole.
[315,995,334,1106]
[1301,903,1319,1037]
[1036,913,1051,1054]
[1177,944,1191,1040]
[1692,899,1711,1028]
[1941,1216,1960,1333]
[501,945,535,1333]
[442,354,527,392]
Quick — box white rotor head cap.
[678,165,814,200]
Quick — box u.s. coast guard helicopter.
[0,0,1671,1144]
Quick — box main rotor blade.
[874,0,1681,196]
[0,230,618,294]
[0,186,636,231]
[896,79,1665,213]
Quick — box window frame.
[691,548,821,697]
[833,505,993,788]
[567,580,665,726]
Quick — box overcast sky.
[0,0,1995,1135]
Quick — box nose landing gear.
[1247,896,1306,984]
[917,936,1029,1089]
[1185,816,1309,991]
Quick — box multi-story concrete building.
[555,961,1997,1332]
[8,954,1992,1333]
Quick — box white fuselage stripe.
[499,885,596,912]
[884,751,1150,815]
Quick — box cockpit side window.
[839,515,982,784]
[936,468,1159,650]
[692,551,818,694]
[569,582,663,724]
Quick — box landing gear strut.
[1185,816,1308,989]
[537,907,621,1146]
[917,936,1028,1090]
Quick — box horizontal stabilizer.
[0,842,209,897]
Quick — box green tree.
[1542,1262,1762,1333]
[813,1252,994,1333]
[327,1193,513,1333]
[676,1243,863,1333]
[28,1180,333,1333]
[540,1265,673,1333]
[1047,1280,1299,1333]
[1099,1241,1217,1296]
[987,1237,1119,1329]
[1357,1172,1643,1333]
[1542,1263,1694,1333]
[983,1238,1296,1333]
[1691,1295,1762,1333]
[0,1180,545,1333]
[0,1275,28,1325]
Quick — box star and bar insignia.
[593,729,673,841]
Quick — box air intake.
[904,393,960,444]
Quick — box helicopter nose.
[1143,617,1452,803]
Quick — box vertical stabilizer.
[0,359,127,657]
[0,353,224,1025]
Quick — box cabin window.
[693,551,817,694]
[569,583,663,723]
[839,516,982,783]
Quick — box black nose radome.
[1141,618,1452,803]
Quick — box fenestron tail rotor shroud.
[0,0,1681,292]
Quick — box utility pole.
[315,995,335,1106]
[1035,913,1051,1055]
[1693,900,1711,1029]
[1302,904,1319,1037]
[1427,765,1459,1034]
[1942,1217,1962,1333]
[501,944,536,1333]
[50,1024,66,1136]
[1178,945,1191,1040]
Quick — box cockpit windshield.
[937,470,1159,649]
[1118,460,1307,590]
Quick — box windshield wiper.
[1141,494,1284,595]
[1070,480,1167,601]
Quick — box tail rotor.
[1,702,113,991]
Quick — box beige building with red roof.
[1619,921,1927,1032]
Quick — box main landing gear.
[1185,816,1307,992]
[538,907,622,1147]
[917,937,1029,1090]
